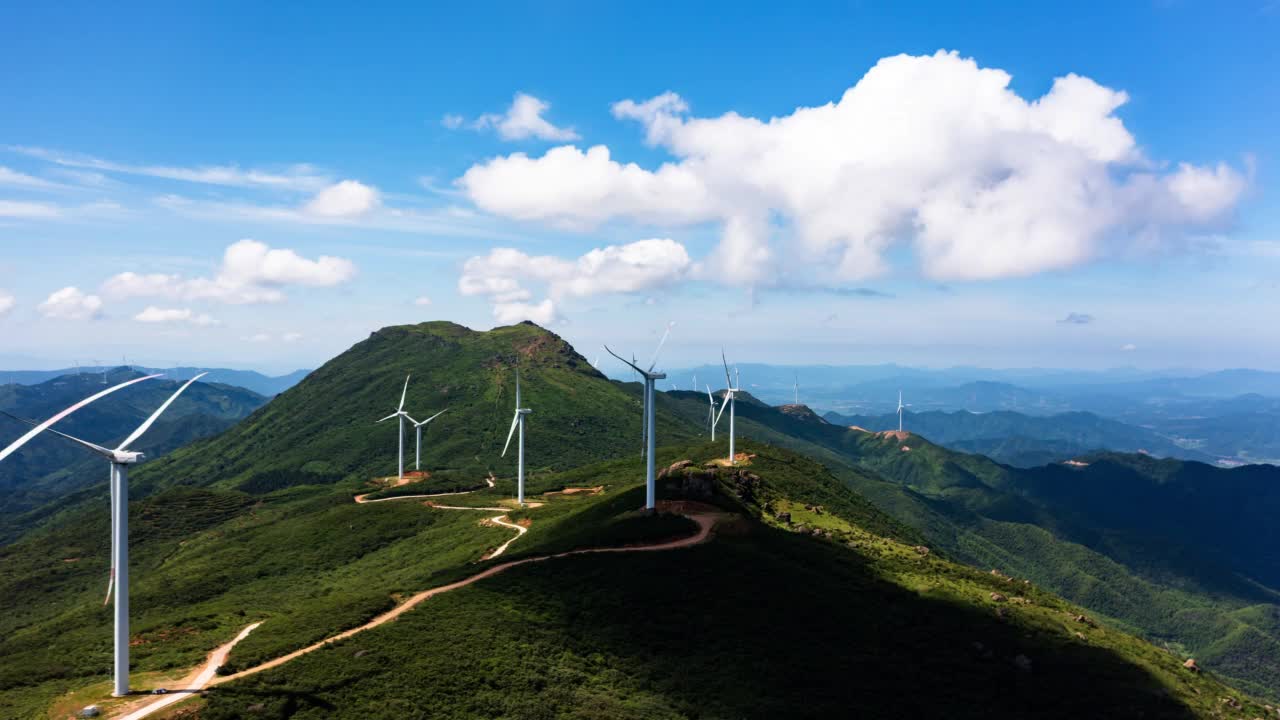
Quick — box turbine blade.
[0,373,161,463]
[647,321,675,372]
[721,349,733,388]
[116,372,207,452]
[604,345,646,376]
[714,392,729,427]
[418,407,449,426]
[501,411,520,457]
[399,375,410,411]
[377,412,399,422]
[0,411,115,458]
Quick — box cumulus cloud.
[463,93,580,142]
[103,239,357,304]
[414,296,432,306]
[458,51,1247,286]
[459,238,691,324]
[303,180,380,218]
[1059,312,1094,325]
[0,291,14,316]
[134,306,219,326]
[38,286,102,320]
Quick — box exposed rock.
[657,460,693,480]
[78,707,101,719]
[913,545,930,556]
[1183,658,1200,673]
[775,511,792,524]
[1074,631,1086,640]
[990,592,1007,603]
[1013,654,1033,672]
[1073,614,1096,628]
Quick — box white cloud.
[469,93,581,142]
[134,306,219,326]
[7,146,329,191]
[492,299,558,325]
[459,238,691,323]
[103,239,357,305]
[441,114,465,130]
[0,199,60,218]
[458,51,1247,285]
[0,166,62,190]
[38,286,102,320]
[303,180,380,218]
[414,296,432,306]
[0,292,14,316]
[281,332,304,343]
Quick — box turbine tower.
[713,350,740,464]
[897,390,911,433]
[605,323,673,511]
[3,373,202,697]
[794,372,799,405]
[705,384,719,440]
[409,408,448,472]
[376,375,412,479]
[501,368,531,505]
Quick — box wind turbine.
[409,408,448,471]
[376,375,412,479]
[0,374,162,463]
[605,323,673,511]
[2,373,201,697]
[501,368,531,505]
[794,372,799,405]
[705,385,719,440]
[713,350,740,464]
[897,390,911,433]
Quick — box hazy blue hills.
[0,366,310,397]
[822,408,1219,467]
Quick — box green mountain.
[668,392,1280,699]
[0,373,267,528]
[0,322,1269,717]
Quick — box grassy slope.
[662,392,1280,699]
[187,442,1263,720]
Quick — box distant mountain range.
[0,366,310,397]
[822,409,1221,467]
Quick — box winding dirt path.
[111,474,712,720]
[113,510,719,719]
[113,622,261,720]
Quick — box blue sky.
[1,1,1277,374]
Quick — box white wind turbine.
[713,350,740,464]
[409,408,448,472]
[376,375,412,479]
[2,373,202,697]
[605,323,673,511]
[794,372,800,405]
[501,367,531,506]
[897,390,911,433]
[705,384,719,440]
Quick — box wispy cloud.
[1059,312,1095,325]
[7,146,331,191]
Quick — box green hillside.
[666,392,1280,699]
[134,321,701,499]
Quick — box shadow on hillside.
[201,521,1200,719]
